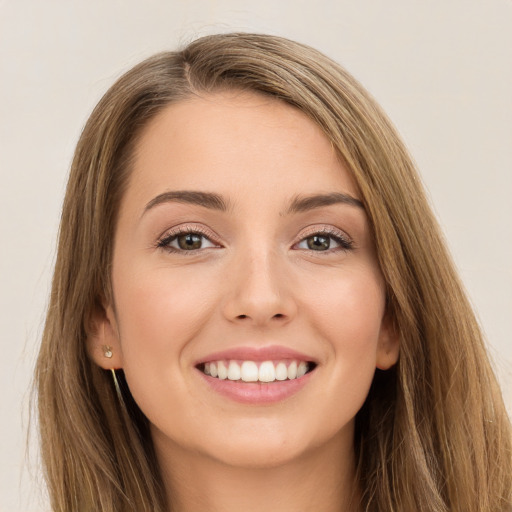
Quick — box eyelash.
[294,227,354,253]
[156,226,354,254]
[156,225,220,254]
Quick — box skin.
[90,90,399,512]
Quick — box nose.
[221,249,297,326]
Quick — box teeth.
[227,361,241,381]
[258,361,275,382]
[240,361,259,382]
[287,361,297,379]
[297,361,308,378]
[217,361,228,380]
[275,362,288,381]
[201,359,312,382]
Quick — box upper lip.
[195,345,317,365]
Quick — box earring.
[102,345,113,358]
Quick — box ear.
[86,303,123,370]
[376,313,400,370]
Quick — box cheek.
[112,265,218,386]
[111,264,224,436]
[302,271,385,439]
[302,267,385,386]
[306,263,384,333]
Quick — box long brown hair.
[35,33,512,511]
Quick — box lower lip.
[197,369,314,404]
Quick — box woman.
[35,33,512,511]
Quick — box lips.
[195,345,317,404]
[195,345,317,366]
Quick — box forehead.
[125,90,360,212]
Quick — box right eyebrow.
[285,192,364,214]
[142,190,230,217]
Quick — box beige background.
[1,1,511,510]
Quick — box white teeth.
[227,361,241,381]
[275,362,288,381]
[287,361,297,379]
[240,361,259,382]
[217,361,228,380]
[202,359,313,382]
[259,361,276,382]
[297,361,308,378]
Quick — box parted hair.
[35,33,512,511]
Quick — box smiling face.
[89,90,398,470]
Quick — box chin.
[196,419,344,470]
[206,439,307,470]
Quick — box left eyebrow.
[142,190,230,217]
[284,192,364,214]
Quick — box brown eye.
[306,235,331,251]
[158,231,218,252]
[295,230,354,253]
[177,233,203,250]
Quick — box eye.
[300,234,333,251]
[157,230,218,252]
[295,230,353,252]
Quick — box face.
[91,91,398,469]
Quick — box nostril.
[231,312,290,322]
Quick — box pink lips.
[195,345,316,404]
[195,345,316,365]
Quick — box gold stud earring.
[102,345,113,358]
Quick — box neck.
[153,430,360,512]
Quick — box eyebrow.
[142,189,364,217]
[285,192,364,214]
[143,190,230,215]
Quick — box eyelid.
[156,223,222,250]
[292,225,354,251]
[296,224,353,241]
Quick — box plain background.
[1,1,511,510]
